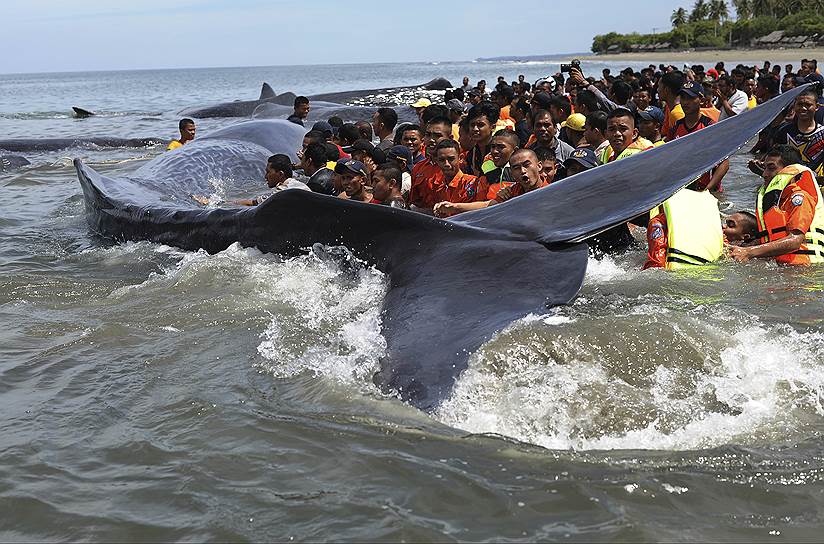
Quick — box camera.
[560,59,581,73]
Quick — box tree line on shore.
[592,0,824,53]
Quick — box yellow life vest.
[755,164,824,265]
[166,140,183,151]
[656,188,724,270]
[599,137,653,164]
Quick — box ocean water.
[2,60,824,541]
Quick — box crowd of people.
[178,58,824,269]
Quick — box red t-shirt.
[493,179,548,203]
[669,115,720,191]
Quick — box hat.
[411,98,432,108]
[563,147,598,170]
[532,91,553,109]
[387,144,412,164]
[637,106,664,125]
[334,159,367,177]
[678,81,705,98]
[311,120,333,137]
[706,68,719,79]
[446,98,467,113]
[561,113,586,132]
[342,138,374,154]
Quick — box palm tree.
[671,7,689,27]
[749,0,774,17]
[689,0,710,22]
[732,0,752,18]
[709,0,730,20]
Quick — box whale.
[0,154,31,172]
[251,101,419,125]
[74,85,807,411]
[177,82,282,119]
[179,78,453,119]
[0,137,165,153]
[72,106,96,118]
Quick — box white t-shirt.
[718,89,748,120]
[256,177,310,203]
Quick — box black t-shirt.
[286,114,304,127]
[773,120,824,175]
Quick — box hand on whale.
[74,86,809,411]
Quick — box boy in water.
[371,163,407,209]
[723,212,758,246]
[167,118,195,150]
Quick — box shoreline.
[578,48,824,63]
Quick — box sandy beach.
[579,47,824,64]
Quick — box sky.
[1,0,699,74]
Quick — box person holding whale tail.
[729,145,824,265]
[167,118,195,151]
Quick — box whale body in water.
[74,85,807,411]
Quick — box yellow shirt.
[747,95,757,109]
[662,103,684,137]
[166,140,183,151]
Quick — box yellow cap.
[561,113,586,131]
[410,98,432,108]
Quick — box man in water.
[729,145,824,265]
[528,109,573,163]
[431,139,487,217]
[637,107,665,146]
[192,154,308,206]
[599,107,652,164]
[408,117,452,211]
[301,142,336,195]
[772,89,824,176]
[401,124,425,166]
[489,149,547,205]
[723,211,759,246]
[335,159,372,203]
[371,163,407,209]
[287,96,310,126]
[715,75,748,120]
[669,81,728,191]
[372,107,398,152]
[167,118,195,151]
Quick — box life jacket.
[755,164,824,265]
[599,137,653,164]
[653,188,724,270]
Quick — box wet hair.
[267,154,293,178]
[467,101,500,125]
[660,71,685,95]
[434,138,461,154]
[337,123,360,146]
[498,85,515,101]
[798,88,819,102]
[179,118,194,129]
[586,111,608,133]
[355,120,373,142]
[422,105,450,125]
[611,80,633,104]
[491,129,520,147]
[734,210,758,239]
[549,95,572,118]
[328,116,344,129]
[375,107,398,131]
[532,146,556,162]
[575,89,599,113]
[303,142,328,168]
[766,144,803,166]
[373,163,403,188]
[294,96,309,108]
[425,115,452,131]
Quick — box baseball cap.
[563,147,598,170]
[637,106,665,125]
[387,144,412,164]
[311,120,334,137]
[334,159,367,177]
[342,138,374,154]
[561,113,586,132]
[446,98,467,113]
[532,91,553,109]
[411,98,432,108]
[678,81,705,98]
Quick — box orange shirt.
[409,158,445,209]
[499,105,512,121]
[443,170,488,203]
[701,106,720,122]
[494,179,548,203]
[644,212,668,269]
[661,103,684,138]
[780,180,818,235]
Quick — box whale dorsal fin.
[259,83,276,100]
